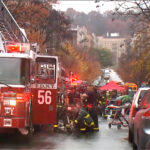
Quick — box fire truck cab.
[32,55,58,126]
[0,43,58,136]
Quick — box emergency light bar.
[5,43,30,53]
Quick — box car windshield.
[0,58,30,85]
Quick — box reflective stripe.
[84,120,88,126]
[57,105,63,107]
[74,120,78,124]
[80,128,86,131]
[93,127,99,130]
[54,125,58,127]
[90,121,94,127]
[84,114,90,119]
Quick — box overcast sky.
[53,1,119,14]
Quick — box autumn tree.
[117,26,150,86]
[92,48,113,68]
[4,0,71,53]
[44,9,72,52]
[104,0,150,85]
[59,42,101,82]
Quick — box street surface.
[0,117,133,150]
[109,69,124,84]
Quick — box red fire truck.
[0,43,58,136]
[0,0,58,136]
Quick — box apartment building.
[98,33,127,66]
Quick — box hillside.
[65,8,132,36]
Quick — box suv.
[128,87,150,143]
[133,89,150,149]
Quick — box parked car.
[132,89,150,149]
[128,87,150,143]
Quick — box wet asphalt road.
[0,117,133,150]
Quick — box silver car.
[128,87,150,143]
[132,89,150,149]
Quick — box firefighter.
[53,88,68,131]
[67,86,80,105]
[74,102,95,132]
[109,90,118,118]
[83,85,99,131]
[99,90,108,118]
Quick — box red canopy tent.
[98,81,125,91]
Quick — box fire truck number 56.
[38,90,52,104]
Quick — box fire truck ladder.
[0,0,28,44]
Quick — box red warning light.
[6,43,30,53]
[6,44,21,53]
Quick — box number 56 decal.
[38,90,52,104]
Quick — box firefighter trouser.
[99,102,108,118]
[74,119,86,132]
[54,106,67,128]
[88,106,99,131]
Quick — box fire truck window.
[21,59,30,85]
[36,57,57,84]
[36,62,56,83]
[0,58,29,85]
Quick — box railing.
[0,0,28,43]
[0,31,5,52]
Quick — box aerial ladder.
[0,0,28,52]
